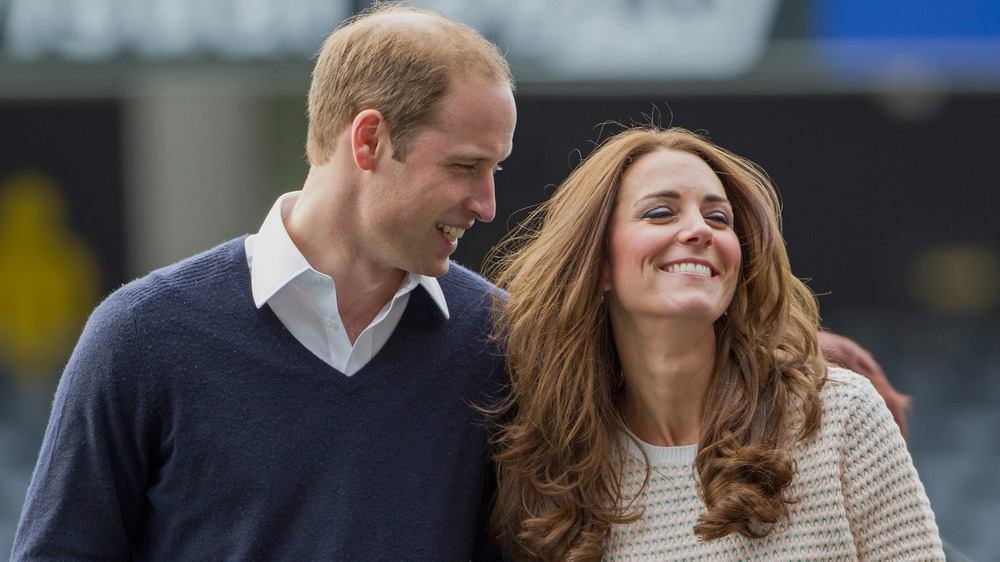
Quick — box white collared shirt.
[244,192,449,376]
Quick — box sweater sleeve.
[837,372,945,561]
[12,292,155,560]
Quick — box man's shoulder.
[440,261,498,299]
[430,262,505,329]
[107,237,249,315]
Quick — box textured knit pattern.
[12,238,505,561]
[604,369,944,561]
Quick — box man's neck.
[335,267,407,344]
[283,162,412,344]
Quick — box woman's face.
[605,148,742,324]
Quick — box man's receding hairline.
[351,6,515,92]
[361,10,450,36]
[422,72,515,129]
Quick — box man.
[13,4,515,560]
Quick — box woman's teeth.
[666,262,713,276]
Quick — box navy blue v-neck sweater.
[13,238,505,561]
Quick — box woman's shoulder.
[819,366,896,429]
[822,366,880,400]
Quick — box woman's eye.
[707,212,733,227]
[641,207,673,220]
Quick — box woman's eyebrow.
[633,190,680,206]
[633,190,731,206]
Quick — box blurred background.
[0,0,997,558]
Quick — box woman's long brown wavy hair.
[486,126,826,561]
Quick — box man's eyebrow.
[449,152,510,165]
[448,152,492,162]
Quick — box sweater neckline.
[622,427,698,465]
[233,238,452,392]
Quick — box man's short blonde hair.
[306,2,515,165]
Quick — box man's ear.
[351,109,388,171]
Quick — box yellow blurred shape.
[910,244,1000,315]
[0,171,100,388]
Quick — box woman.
[488,126,943,560]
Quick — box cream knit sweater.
[604,368,944,561]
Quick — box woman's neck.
[614,317,717,447]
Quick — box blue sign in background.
[816,0,1000,38]
[812,0,1000,77]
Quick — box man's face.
[361,75,516,278]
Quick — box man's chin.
[433,260,451,277]
[418,259,451,278]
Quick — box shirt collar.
[245,191,449,318]
[409,271,449,319]
[246,192,312,308]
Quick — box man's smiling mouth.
[437,224,466,242]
